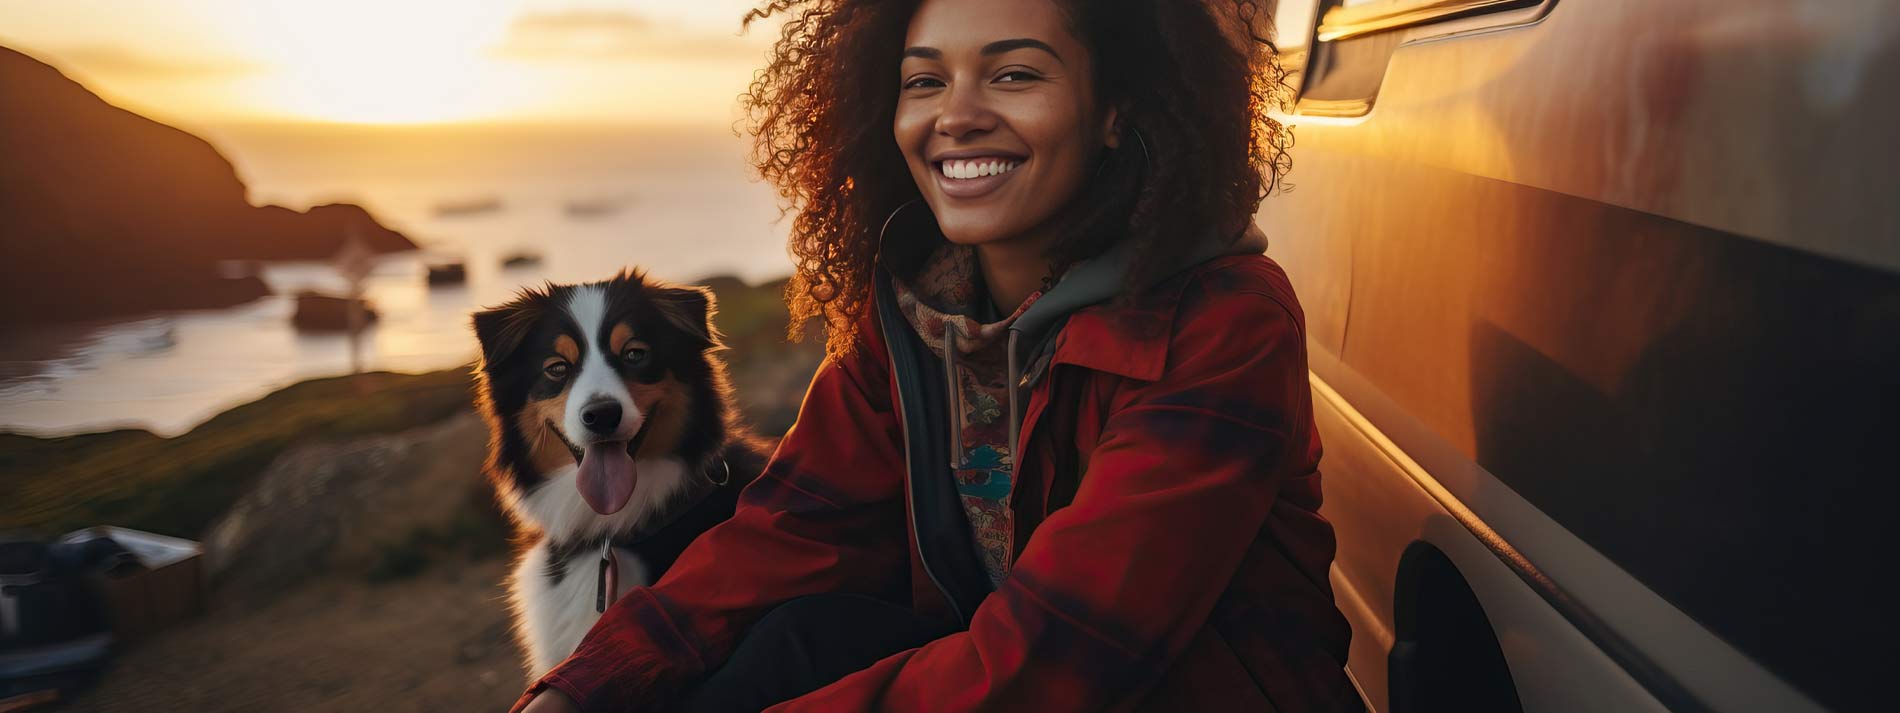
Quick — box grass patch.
[0,368,478,538]
[366,504,512,584]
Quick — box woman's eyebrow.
[981,38,1063,64]
[900,39,1064,64]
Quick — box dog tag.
[596,539,619,614]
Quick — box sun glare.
[222,0,530,124]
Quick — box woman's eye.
[543,361,570,380]
[622,347,650,366]
[995,70,1040,83]
[902,76,944,90]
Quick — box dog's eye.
[543,360,570,381]
[622,346,650,366]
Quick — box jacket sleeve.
[770,287,1309,712]
[510,329,912,713]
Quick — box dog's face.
[472,271,718,518]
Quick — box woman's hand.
[518,690,580,713]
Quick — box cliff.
[0,46,416,325]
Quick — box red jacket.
[513,252,1360,712]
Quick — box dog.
[471,270,769,677]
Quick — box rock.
[201,413,497,605]
[291,291,377,332]
[426,261,467,286]
[0,46,417,326]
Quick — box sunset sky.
[0,0,781,126]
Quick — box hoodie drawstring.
[1006,329,1020,481]
[941,324,1024,481]
[944,327,961,470]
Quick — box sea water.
[0,123,792,436]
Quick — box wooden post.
[335,223,373,375]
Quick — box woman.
[516,0,1358,710]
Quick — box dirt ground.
[55,412,535,712]
[63,555,529,712]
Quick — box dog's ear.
[652,286,721,350]
[472,302,539,367]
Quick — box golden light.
[220,0,534,124]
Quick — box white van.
[1258,1,1897,711]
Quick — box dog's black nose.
[580,400,622,435]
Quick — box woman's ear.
[1103,105,1123,149]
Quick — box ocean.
[0,122,794,436]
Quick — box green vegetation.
[0,368,478,538]
[701,275,800,346]
[365,506,514,584]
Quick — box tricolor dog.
[471,271,768,677]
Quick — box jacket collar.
[1046,224,1270,382]
[1047,273,1190,382]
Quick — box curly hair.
[742,0,1292,358]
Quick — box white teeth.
[941,158,1019,180]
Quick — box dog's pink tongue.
[577,441,637,515]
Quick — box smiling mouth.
[545,405,654,466]
[936,157,1022,180]
[932,157,1024,199]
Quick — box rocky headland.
[0,46,416,326]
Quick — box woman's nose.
[934,83,997,139]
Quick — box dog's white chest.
[511,541,652,677]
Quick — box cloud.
[489,9,763,62]
[49,46,261,78]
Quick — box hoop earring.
[705,455,731,487]
[807,199,923,302]
[1097,126,1154,178]
[1130,126,1152,171]
[874,198,924,261]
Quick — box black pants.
[677,594,956,713]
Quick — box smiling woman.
[512,1,1355,713]
[894,1,1117,311]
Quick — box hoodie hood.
[1012,222,1270,350]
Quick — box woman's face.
[895,0,1117,249]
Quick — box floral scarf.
[890,242,1046,587]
